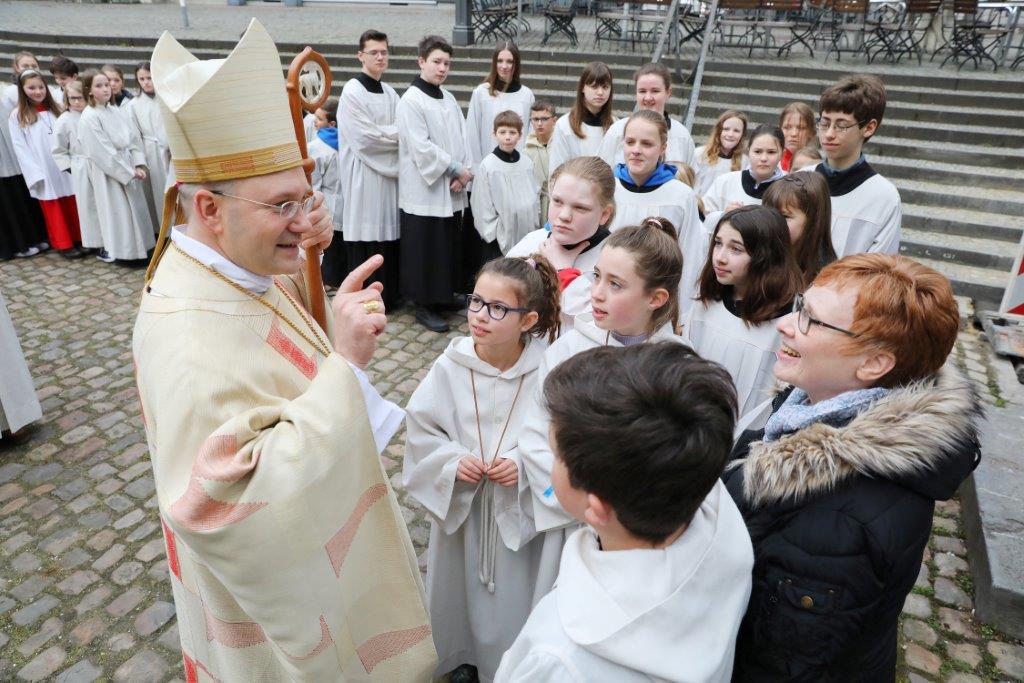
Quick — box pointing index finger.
[339,254,384,294]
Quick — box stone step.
[909,256,1010,303]
[900,228,1017,271]
[896,178,1024,216]
[869,156,1024,194]
[901,203,1022,244]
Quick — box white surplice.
[609,177,705,320]
[597,116,696,169]
[547,115,615,176]
[494,481,753,683]
[51,110,101,248]
[464,83,535,169]
[78,104,155,259]
[127,93,173,227]
[397,84,470,218]
[403,337,546,682]
[308,135,343,231]
[693,145,746,199]
[682,299,784,418]
[470,152,540,254]
[0,288,42,435]
[507,228,607,334]
[337,76,401,243]
[703,169,764,214]
[8,109,74,200]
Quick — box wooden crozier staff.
[285,48,332,331]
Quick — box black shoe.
[415,306,450,333]
[58,248,86,259]
[447,664,479,683]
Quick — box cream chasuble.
[133,245,436,682]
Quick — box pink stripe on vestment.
[193,435,257,484]
[266,316,317,380]
[169,434,267,532]
[324,484,388,577]
[357,625,433,673]
[205,609,267,649]
[281,615,334,661]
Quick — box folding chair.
[714,0,769,55]
[823,0,871,61]
[869,0,942,62]
[543,0,580,44]
[760,0,822,56]
[595,0,630,46]
[939,0,1009,69]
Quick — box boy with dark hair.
[397,34,472,332]
[49,55,79,90]
[495,343,754,683]
[470,110,539,256]
[309,97,342,238]
[815,74,901,257]
[525,100,556,226]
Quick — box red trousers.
[37,195,81,250]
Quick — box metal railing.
[651,0,721,130]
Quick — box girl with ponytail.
[403,254,562,683]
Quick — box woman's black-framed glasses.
[793,293,857,337]
[466,294,529,321]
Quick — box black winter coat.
[723,366,982,682]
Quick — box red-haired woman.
[724,253,982,681]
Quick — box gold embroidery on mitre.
[172,143,303,183]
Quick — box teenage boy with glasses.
[525,100,557,227]
[814,74,901,258]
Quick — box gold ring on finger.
[362,300,382,314]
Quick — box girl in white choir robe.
[704,124,785,214]
[517,219,688,606]
[465,42,535,170]
[51,81,101,252]
[598,62,695,170]
[2,52,63,109]
[128,62,172,230]
[682,205,803,418]
[762,170,837,284]
[547,62,615,176]
[403,255,563,683]
[607,111,703,321]
[693,108,748,199]
[471,111,539,255]
[101,64,133,110]
[507,156,616,334]
[78,70,154,262]
[8,69,83,256]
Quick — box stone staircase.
[3,29,1021,304]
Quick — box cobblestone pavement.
[1,251,1022,681]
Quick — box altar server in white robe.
[464,43,535,170]
[471,111,539,255]
[308,98,343,234]
[517,221,687,603]
[2,52,62,109]
[507,156,615,334]
[547,62,615,176]
[101,64,133,110]
[128,62,173,229]
[495,343,753,683]
[51,80,101,251]
[693,108,748,198]
[404,255,562,683]
[0,288,42,440]
[398,35,472,334]
[598,62,694,170]
[704,124,786,215]
[8,69,83,256]
[336,30,401,303]
[683,206,803,417]
[79,69,154,261]
[607,111,703,320]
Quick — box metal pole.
[179,0,190,29]
[453,0,476,45]
[684,0,718,131]
[651,0,682,63]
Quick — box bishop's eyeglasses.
[210,190,316,220]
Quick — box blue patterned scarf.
[763,386,890,442]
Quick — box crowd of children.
[2,34,958,683]
[2,52,165,265]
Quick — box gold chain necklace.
[171,244,332,358]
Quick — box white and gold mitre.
[150,18,301,183]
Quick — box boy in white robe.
[524,101,555,227]
[397,34,472,333]
[470,110,539,255]
[336,30,401,302]
[495,344,753,683]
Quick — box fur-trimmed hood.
[736,365,983,507]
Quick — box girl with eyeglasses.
[682,205,802,417]
[403,254,561,683]
[51,80,102,256]
[723,254,980,681]
[78,68,154,263]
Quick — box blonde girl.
[693,109,748,198]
